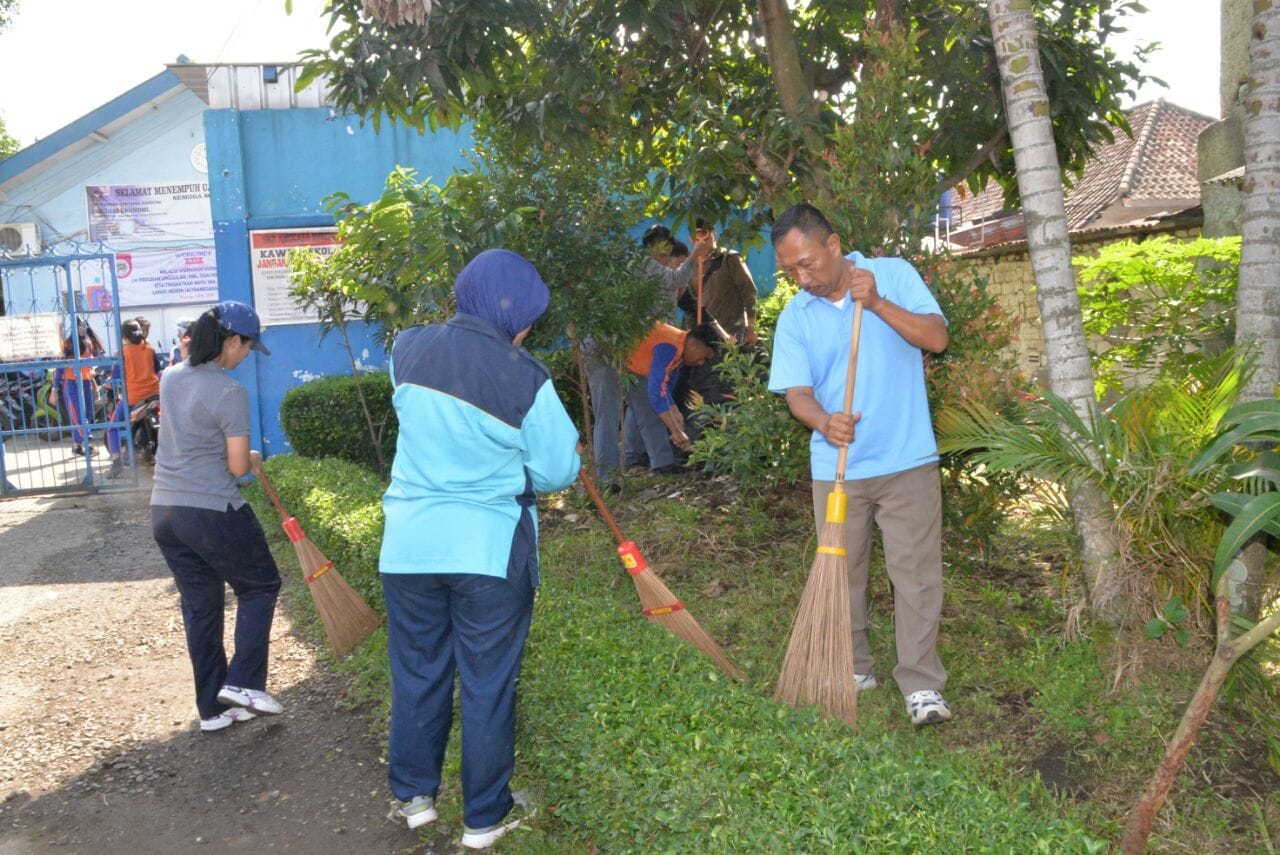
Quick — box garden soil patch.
[0,478,452,854]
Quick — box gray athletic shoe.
[389,795,437,829]
[461,793,535,849]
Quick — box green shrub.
[1075,235,1241,397]
[246,453,387,611]
[249,452,1104,853]
[686,344,810,491]
[279,372,398,473]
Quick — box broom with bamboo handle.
[252,459,381,658]
[696,255,704,325]
[579,468,744,681]
[774,299,864,727]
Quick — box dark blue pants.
[151,503,282,719]
[60,378,94,446]
[382,557,535,829]
[106,398,127,457]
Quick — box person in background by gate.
[150,301,284,733]
[379,249,580,849]
[59,318,103,457]
[106,318,160,478]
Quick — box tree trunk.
[1231,0,1280,621]
[987,0,1124,626]
[755,0,828,201]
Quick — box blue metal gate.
[0,250,139,496]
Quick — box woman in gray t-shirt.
[150,301,284,732]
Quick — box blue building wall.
[204,108,471,455]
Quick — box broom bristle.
[293,537,381,659]
[630,565,744,681]
[774,520,857,727]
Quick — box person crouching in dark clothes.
[379,249,580,849]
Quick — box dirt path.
[0,478,430,854]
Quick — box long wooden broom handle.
[696,255,704,325]
[832,299,865,490]
[250,458,291,524]
[578,468,627,546]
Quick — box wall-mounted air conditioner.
[0,222,41,254]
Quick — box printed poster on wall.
[249,228,340,326]
[114,247,220,307]
[0,313,63,360]
[85,182,212,242]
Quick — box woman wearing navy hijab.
[379,249,580,849]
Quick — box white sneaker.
[200,706,257,732]
[389,795,437,829]
[217,685,283,716]
[460,795,535,849]
[906,690,953,726]
[854,673,878,692]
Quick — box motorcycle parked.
[0,369,37,433]
[98,373,161,465]
[128,396,161,465]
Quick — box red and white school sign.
[249,228,340,326]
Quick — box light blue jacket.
[379,314,581,581]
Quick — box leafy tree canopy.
[0,0,17,33]
[299,0,1149,240]
[0,113,19,160]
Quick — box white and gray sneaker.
[854,673,879,692]
[461,792,535,849]
[217,685,284,716]
[906,690,953,726]
[389,795,437,830]
[200,706,257,732]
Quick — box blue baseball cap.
[215,300,271,355]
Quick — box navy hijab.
[454,249,550,340]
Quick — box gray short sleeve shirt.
[150,362,251,511]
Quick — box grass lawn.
[250,458,1280,852]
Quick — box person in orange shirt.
[106,319,161,476]
[589,321,718,483]
[59,318,103,457]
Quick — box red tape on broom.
[643,601,685,617]
[304,562,332,585]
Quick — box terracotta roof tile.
[950,100,1212,236]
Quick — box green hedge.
[279,372,398,472]
[248,454,387,611]
[247,453,1103,854]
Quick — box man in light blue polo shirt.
[768,203,953,727]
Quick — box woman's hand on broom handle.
[249,450,263,472]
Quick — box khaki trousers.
[811,462,946,695]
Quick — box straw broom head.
[773,512,857,726]
[578,468,744,680]
[254,461,381,659]
[620,541,744,681]
[293,536,382,658]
